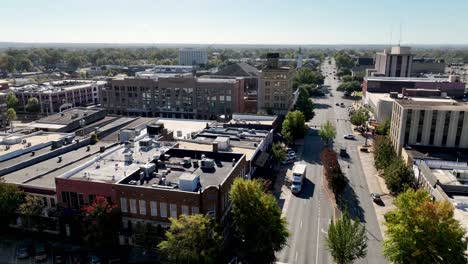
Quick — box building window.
[61,192,68,204]
[50,198,56,207]
[129,199,137,214]
[120,197,128,213]
[150,201,157,216]
[181,205,189,215]
[78,194,84,207]
[139,200,146,215]
[170,204,177,218]
[191,206,199,214]
[160,203,168,218]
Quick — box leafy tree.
[158,214,222,264]
[300,83,324,97]
[319,120,336,147]
[321,148,346,196]
[334,52,355,71]
[376,118,391,135]
[384,189,467,263]
[350,108,370,126]
[373,136,396,170]
[18,195,44,229]
[383,158,415,194]
[337,81,361,94]
[281,110,307,143]
[81,196,119,248]
[6,108,17,131]
[90,132,99,143]
[26,97,41,113]
[6,93,19,110]
[271,142,287,164]
[295,87,315,121]
[293,67,324,87]
[0,180,24,228]
[326,211,367,264]
[230,178,288,264]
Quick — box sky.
[1,0,468,44]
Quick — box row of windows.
[120,198,199,218]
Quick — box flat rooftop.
[1,143,107,190]
[11,80,106,93]
[118,147,244,192]
[0,132,68,161]
[154,118,214,139]
[177,141,256,161]
[396,99,468,110]
[36,108,104,125]
[366,76,458,83]
[367,92,457,103]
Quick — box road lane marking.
[295,251,298,263]
[300,220,303,229]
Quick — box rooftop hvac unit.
[200,158,215,169]
[179,173,200,192]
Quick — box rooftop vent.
[200,158,215,170]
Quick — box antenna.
[398,23,402,46]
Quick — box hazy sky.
[2,0,468,44]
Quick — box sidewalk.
[357,146,395,239]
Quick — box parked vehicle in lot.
[282,156,296,165]
[371,193,382,203]
[360,147,369,152]
[291,163,307,194]
[335,103,340,106]
[16,241,32,259]
[34,242,47,262]
[288,151,296,157]
[344,134,355,140]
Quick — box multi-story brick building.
[11,80,106,114]
[178,48,208,66]
[258,53,297,115]
[102,75,245,119]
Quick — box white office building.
[179,48,208,66]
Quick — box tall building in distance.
[369,46,414,77]
[390,99,468,153]
[178,48,208,66]
[297,47,303,68]
[257,53,296,115]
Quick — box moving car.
[344,134,355,140]
[34,242,47,262]
[335,103,340,106]
[291,163,307,194]
[16,241,32,259]
[371,193,382,203]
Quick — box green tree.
[376,118,391,135]
[337,81,361,94]
[384,189,467,263]
[158,214,222,264]
[6,108,17,132]
[293,67,324,87]
[6,93,19,110]
[0,180,24,228]
[134,222,158,254]
[281,110,307,143]
[230,178,288,263]
[350,108,370,126]
[18,195,44,229]
[319,120,336,147]
[383,158,415,194]
[334,52,355,71]
[271,142,287,164]
[300,83,324,97]
[25,97,41,113]
[295,87,315,121]
[326,211,367,264]
[373,136,396,170]
[90,132,99,143]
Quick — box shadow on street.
[295,178,315,200]
[338,178,366,223]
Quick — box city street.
[277,59,387,264]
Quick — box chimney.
[212,142,218,153]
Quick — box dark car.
[17,241,32,259]
[339,147,347,157]
[371,193,382,203]
[335,103,339,106]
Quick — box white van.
[291,163,307,194]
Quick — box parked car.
[344,134,355,140]
[34,242,47,262]
[371,193,382,203]
[360,147,369,152]
[16,241,32,259]
[282,156,296,164]
[288,151,296,157]
[335,103,340,106]
[339,147,347,157]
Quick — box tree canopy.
[376,118,391,135]
[319,120,337,147]
[158,214,222,264]
[373,136,396,170]
[271,142,287,164]
[25,97,41,113]
[337,81,361,94]
[334,52,355,71]
[6,93,19,110]
[292,67,324,87]
[81,196,119,248]
[281,110,307,143]
[295,87,315,121]
[384,189,467,264]
[350,108,370,127]
[0,180,24,228]
[383,158,415,195]
[230,178,289,264]
[326,211,367,264]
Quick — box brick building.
[102,75,245,119]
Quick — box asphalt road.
[276,58,387,264]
